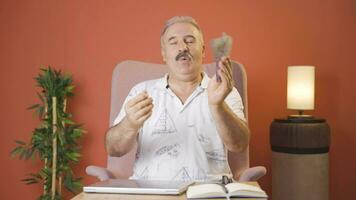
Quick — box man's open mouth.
[178,55,191,61]
[176,52,192,61]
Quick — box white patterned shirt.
[113,73,246,181]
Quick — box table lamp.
[270,65,330,200]
[287,66,315,118]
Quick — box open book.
[186,182,268,199]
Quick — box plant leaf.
[15,140,26,145]
[10,146,23,156]
[28,104,40,110]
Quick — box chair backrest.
[107,60,249,179]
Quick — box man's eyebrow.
[184,35,196,39]
[167,35,196,42]
[168,36,177,42]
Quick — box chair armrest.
[86,165,114,181]
[238,166,267,182]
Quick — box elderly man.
[106,16,250,181]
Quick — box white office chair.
[86,60,266,182]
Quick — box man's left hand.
[207,56,234,107]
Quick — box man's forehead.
[163,22,202,39]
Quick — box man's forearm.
[209,102,250,153]
[105,117,139,157]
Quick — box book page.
[225,183,267,198]
[186,183,227,198]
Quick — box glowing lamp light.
[287,66,315,117]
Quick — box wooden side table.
[270,118,330,200]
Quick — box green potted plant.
[11,67,85,200]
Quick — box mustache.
[175,51,192,61]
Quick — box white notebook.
[84,179,194,195]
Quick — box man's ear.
[161,46,166,62]
[202,44,206,58]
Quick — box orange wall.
[1,0,355,199]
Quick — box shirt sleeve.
[224,87,246,122]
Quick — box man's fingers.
[131,97,153,112]
[220,69,229,84]
[219,58,233,81]
[134,104,153,119]
[137,110,153,124]
[124,91,153,123]
[219,68,233,89]
[221,57,233,81]
[221,61,233,89]
[225,60,233,80]
[224,67,233,83]
[126,91,149,107]
[125,103,153,128]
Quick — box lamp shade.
[287,66,315,110]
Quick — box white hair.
[160,16,204,45]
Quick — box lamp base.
[275,115,325,123]
[287,110,314,120]
[288,114,314,119]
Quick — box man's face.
[161,22,205,80]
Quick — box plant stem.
[44,159,48,195]
[59,176,62,195]
[44,102,48,195]
[51,97,57,200]
[58,98,67,195]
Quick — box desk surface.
[71,182,263,200]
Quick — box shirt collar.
[200,72,210,89]
[154,73,169,90]
[154,72,210,90]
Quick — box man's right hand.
[124,91,153,130]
